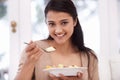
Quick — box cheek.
[70,28,74,35]
[48,27,54,34]
[67,24,74,31]
[68,26,74,35]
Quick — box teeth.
[56,34,65,37]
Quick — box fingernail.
[30,41,33,43]
[78,72,80,75]
[59,73,62,77]
[78,72,82,77]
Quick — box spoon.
[24,42,56,53]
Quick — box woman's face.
[46,11,77,44]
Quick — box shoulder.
[89,50,98,60]
[82,50,98,64]
[88,50,98,64]
[86,50,98,68]
[82,49,98,59]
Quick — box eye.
[48,23,55,27]
[61,22,68,26]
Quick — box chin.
[55,40,66,45]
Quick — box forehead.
[46,11,73,21]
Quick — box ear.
[73,18,77,27]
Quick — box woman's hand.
[25,41,43,65]
[49,72,82,80]
[14,41,44,80]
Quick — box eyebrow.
[47,19,69,23]
[61,19,68,22]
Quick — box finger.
[26,47,37,57]
[49,74,58,80]
[33,50,43,60]
[29,40,33,44]
[59,74,68,80]
[29,46,39,55]
[29,50,38,58]
[77,72,83,78]
[27,40,33,45]
[26,43,36,52]
[29,46,45,57]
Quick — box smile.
[55,33,66,38]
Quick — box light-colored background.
[0,0,120,80]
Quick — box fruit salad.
[45,64,79,70]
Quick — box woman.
[14,0,99,80]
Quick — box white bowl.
[43,67,87,77]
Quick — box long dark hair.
[44,0,91,52]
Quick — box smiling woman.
[31,0,100,54]
[14,0,99,80]
[46,11,76,44]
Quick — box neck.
[53,40,77,54]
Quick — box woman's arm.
[14,41,43,80]
[89,53,99,80]
[14,61,35,80]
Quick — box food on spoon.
[45,46,56,52]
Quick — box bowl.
[43,67,87,77]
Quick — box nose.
[55,26,63,34]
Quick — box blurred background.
[0,0,120,80]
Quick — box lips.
[55,33,66,38]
